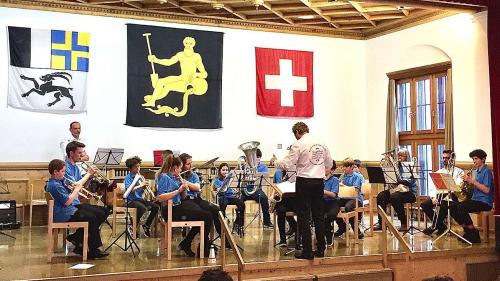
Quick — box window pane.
[437,144,444,170]
[396,82,411,132]
[436,76,447,129]
[416,79,431,131]
[417,144,433,196]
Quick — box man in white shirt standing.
[60,121,89,161]
[271,122,333,260]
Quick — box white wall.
[0,7,491,163]
[365,12,491,162]
[0,7,366,162]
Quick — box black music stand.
[104,185,140,257]
[0,201,16,239]
[366,166,398,230]
[93,148,124,173]
[399,162,423,237]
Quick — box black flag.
[126,24,223,129]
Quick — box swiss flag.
[255,47,313,117]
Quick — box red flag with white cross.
[255,47,313,117]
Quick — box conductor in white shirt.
[271,122,333,260]
[60,121,89,161]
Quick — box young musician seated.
[353,159,365,183]
[323,160,340,245]
[241,148,273,228]
[450,149,494,243]
[214,163,245,228]
[156,155,213,257]
[274,168,297,247]
[335,158,364,239]
[374,148,417,232]
[46,159,109,259]
[421,150,464,236]
[124,156,159,238]
[179,153,222,240]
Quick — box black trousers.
[450,199,492,226]
[295,177,325,254]
[334,198,363,232]
[421,193,457,229]
[218,196,245,226]
[377,190,416,225]
[324,200,340,239]
[276,197,297,242]
[241,189,271,224]
[129,199,160,227]
[191,197,221,237]
[69,204,108,251]
[161,200,213,248]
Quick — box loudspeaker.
[0,200,16,224]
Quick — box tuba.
[380,148,408,193]
[237,141,260,196]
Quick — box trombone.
[63,176,102,200]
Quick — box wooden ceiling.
[0,0,486,39]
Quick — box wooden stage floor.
[0,216,496,281]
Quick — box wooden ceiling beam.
[246,14,279,20]
[163,0,198,15]
[349,1,376,26]
[124,0,142,9]
[299,0,340,29]
[311,1,351,8]
[282,11,318,17]
[339,23,373,29]
[368,13,405,20]
[356,0,484,13]
[222,4,247,20]
[295,18,329,25]
[261,2,294,25]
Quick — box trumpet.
[130,174,156,200]
[63,176,102,200]
[80,161,109,184]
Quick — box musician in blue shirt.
[46,159,109,259]
[334,158,364,239]
[241,149,273,228]
[374,148,417,232]
[156,155,213,257]
[450,149,494,243]
[323,160,340,245]
[124,156,159,238]
[179,153,222,245]
[214,163,245,228]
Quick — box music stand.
[398,162,423,237]
[274,181,299,255]
[93,148,124,173]
[430,173,471,245]
[366,166,397,231]
[104,184,140,256]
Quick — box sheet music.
[381,167,399,184]
[93,148,124,165]
[430,172,458,191]
[276,181,295,194]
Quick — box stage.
[0,215,497,281]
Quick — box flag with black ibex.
[126,24,223,129]
[7,26,90,113]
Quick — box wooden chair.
[358,183,374,237]
[111,183,137,239]
[159,199,204,260]
[405,183,422,228]
[23,183,47,227]
[45,192,88,262]
[336,185,359,246]
[473,203,495,242]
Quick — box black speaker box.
[0,200,16,224]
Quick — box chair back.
[338,184,357,198]
[361,183,371,200]
[44,192,54,225]
[113,183,126,208]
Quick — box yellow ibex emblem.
[142,34,208,117]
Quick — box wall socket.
[277,144,282,149]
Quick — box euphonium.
[237,141,261,196]
[63,176,102,200]
[457,167,475,202]
[80,161,109,185]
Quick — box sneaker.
[88,249,109,259]
[276,240,287,248]
[423,227,435,236]
[333,230,345,238]
[465,229,481,243]
[66,234,80,247]
[435,226,447,236]
[142,225,151,238]
[73,246,83,256]
[314,249,325,258]
[263,222,274,229]
[357,231,364,239]
[294,250,314,260]
[179,239,195,257]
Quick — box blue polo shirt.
[156,173,182,205]
[46,177,78,222]
[273,169,284,184]
[64,159,80,205]
[471,165,494,207]
[214,177,238,198]
[324,175,339,201]
[124,172,144,203]
[185,173,201,198]
[257,163,269,173]
[341,173,363,204]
